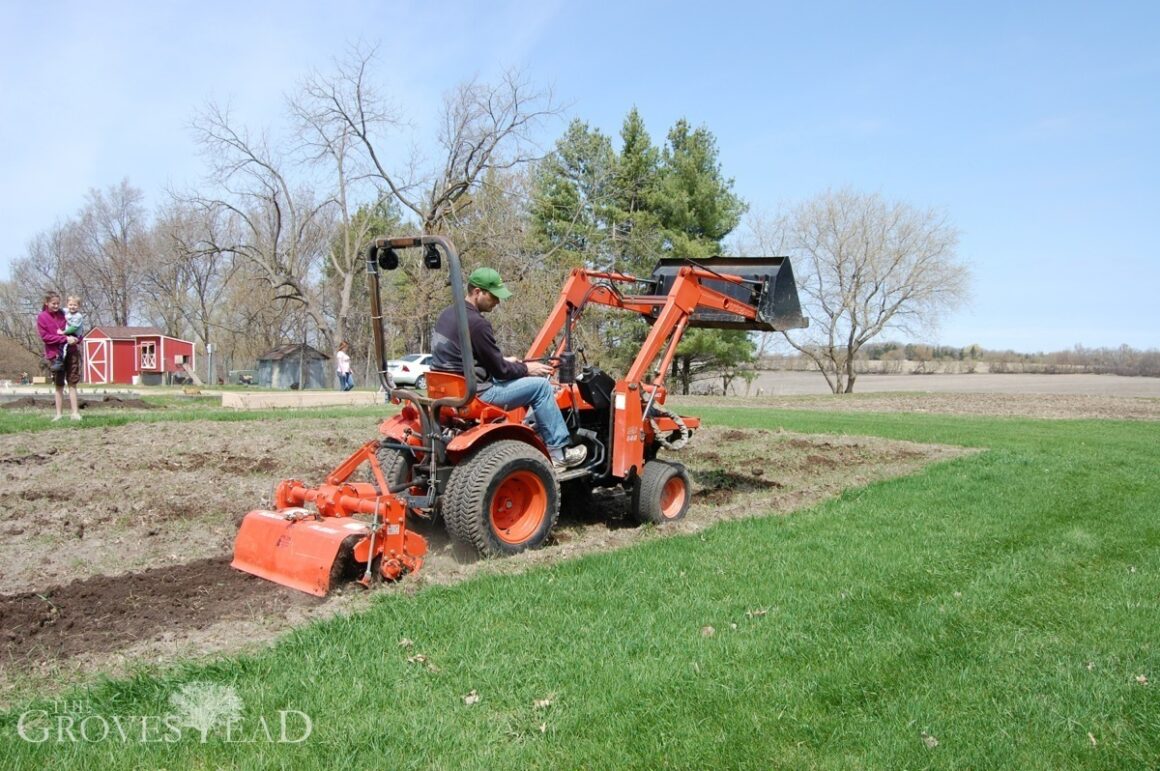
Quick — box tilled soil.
[3,391,1146,703]
[1,557,318,661]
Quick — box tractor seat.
[425,371,509,423]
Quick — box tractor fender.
[379,412,418,443]
[446,422,547,461]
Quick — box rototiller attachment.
[231,440,428,596]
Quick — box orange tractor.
[232,235,806,595]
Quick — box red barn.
[82,326,197,385]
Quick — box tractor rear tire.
[444,440,559,557]
[631,460,692,525]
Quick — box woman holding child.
[36,291,84,421]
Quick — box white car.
[387,353,433,389]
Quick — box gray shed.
[255,344,330,389]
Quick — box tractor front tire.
[444,440,559,557]
[631,460,692,525]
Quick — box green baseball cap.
[468,267,512,299]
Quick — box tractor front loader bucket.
[650,256,809,331]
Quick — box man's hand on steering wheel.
[526,360,554,377]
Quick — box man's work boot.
[553,444,588,471]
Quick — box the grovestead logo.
[168,682,245,742]
[16,682,312,744]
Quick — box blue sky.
[2,0,1157,351]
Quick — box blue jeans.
[479,377,572,449]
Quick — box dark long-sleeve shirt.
[431,303,527,391]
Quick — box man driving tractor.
[430,266,588,472]
[231,235,806,594]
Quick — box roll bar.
[365,235,477,412]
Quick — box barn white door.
[139,342,157,370]
[85,339,111,384]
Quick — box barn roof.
[256,343,330,361]
[92,325,164,339]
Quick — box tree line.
[768,343,1160,379]
[1,45,972,393]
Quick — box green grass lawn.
[2,407,1158,768]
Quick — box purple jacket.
[37,308,72,360]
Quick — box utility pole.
[298,317,307,389]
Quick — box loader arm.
[530,266,766,387]
[528,265,780,478]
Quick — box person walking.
[36,291,83,421]
[335,341,354,391]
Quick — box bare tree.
[138,208,192,338]
[10,223,74,301]
[216,266,306,367]
[303,46,559,233]
[180,47,562,368]
[4,222,84,354]
[8,187,147,336]
[140,199,247,377]
[298,46,561,352]
[73,179,148,326]
[0,278,41,355]
[748,189,970,393]
[188,103,337,351]
[290,79,391,351]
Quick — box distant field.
[748,371,1160,397]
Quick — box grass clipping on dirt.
[0,418,963,702]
